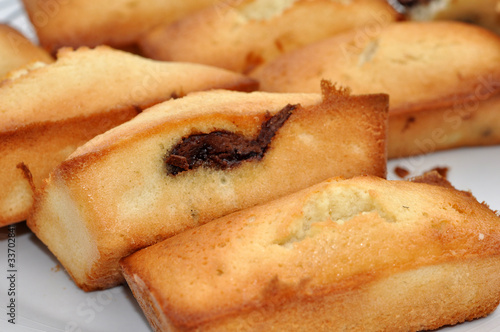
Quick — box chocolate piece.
[397,0,430,8]
[394,166,410,179]
[165,104,297,175]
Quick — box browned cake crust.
[139,0,399,74]
[121,173,500,332]
[0,24,53,78]
[27,82,388,291]
[0,46,257,226]
[252,21,500,158]
[21,0,222,54]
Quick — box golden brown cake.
[252,21,500,158]
[21,0,222,54]
[139,0,399,74]
[121,172,500,332]
[28,82,388,291]
[394,0,500,35]
[0,45,257,227]
[0,24,53,78]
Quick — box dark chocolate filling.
[396,0,430,7]
[165,104,297,175]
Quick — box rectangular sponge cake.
[121,172,500,331]
[0,45,257,226]
[28,81,388,291]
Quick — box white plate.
[1,1,500,331]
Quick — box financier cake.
[121,172,500,332]
[0,24,53,78]
[140,0,399,73]
[252,21,500,158]
[21,0,223,54]
[0,45,257,227]
[28,82,388,291]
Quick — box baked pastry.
[393,0,500,35]
[0,45,257,227]
[0,24,53,78]
[28,82,388,291]
[252,21,500,158]
[120,172,500,332]
[21,0,222,54]
[139,0,399,73]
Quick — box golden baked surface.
[3,1,498,330]
[252,21,500,158]
[0,24,53,78]
[121,173,500,331]
[28,83,388,291]
[21,0,222,53]
[253,21,500,110]
[140,0,399,74]
[0,46,257,226]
